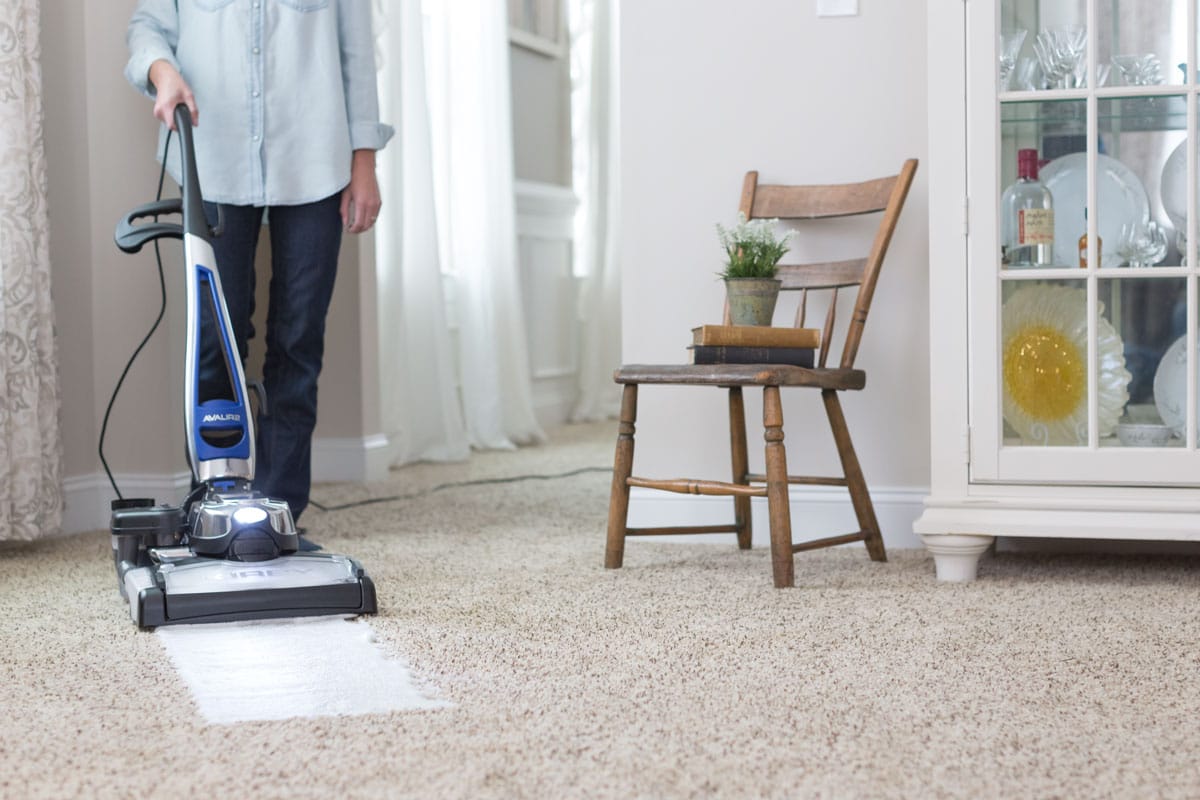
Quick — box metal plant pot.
[725,277,782,326]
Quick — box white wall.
[620,1,931,546]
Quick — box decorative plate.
[1160,138,1190,238]
[1001,284,1131,445]
[1152,334,1195,442]
[1040,152,1150,268]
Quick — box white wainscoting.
[515,180,580,427]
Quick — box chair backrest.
[726,159,918,370]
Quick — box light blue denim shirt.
[126,0,394,206]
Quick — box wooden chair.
[605,159,918,588]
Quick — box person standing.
[125,0,393,520]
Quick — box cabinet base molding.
[915,497,1200,581]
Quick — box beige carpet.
[4,421,1200,798]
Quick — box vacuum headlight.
[232,506,269,527]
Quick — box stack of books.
[688,325,819,367]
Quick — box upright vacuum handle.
[113,104,215,253]
[172,105,211,240]
[114,198,183,253]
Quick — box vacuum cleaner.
[110,104,376,628]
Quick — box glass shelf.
[999,95,1187,132]
[1000,266,1193,279]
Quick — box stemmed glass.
[1117,221,1169,267]
[1075,63,1110,89]
[1057,26,1087,87]
[999,30,1027,90]
[1112,54,1164,86]
[1033,25,1087,89]
[1012,58,1040,91]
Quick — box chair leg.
[605,384,638,569]
[822,390,887,562]
[728,387,752,550]
[762,386,794,588]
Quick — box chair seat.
[614,363,865,390]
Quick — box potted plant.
[716,213,792,326]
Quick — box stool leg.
[762,386,794,588]
[605,384,638,569]
[729,387,752,550]
[823,390,886,562]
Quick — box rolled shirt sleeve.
[125,0,181,99]
[338,0,394,152]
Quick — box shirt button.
[252,90,260,98]
[253,135,260,142]
[253,47,261,55]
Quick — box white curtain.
[374,0,544,462]
[0,0,63,540]
[373,0,469,463]
[425,0,544,449]
[568,0,621,422]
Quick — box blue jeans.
[200,193,343,520]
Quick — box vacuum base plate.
[123,553,377,628]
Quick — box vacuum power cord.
[98,129,175,500]
[308,466,612,513]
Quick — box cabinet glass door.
[968,0,1200,484]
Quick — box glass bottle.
[1000,148,1055,267]
[1077,208,1100,268]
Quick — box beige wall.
[42,0,95,479]
[620,2,931,490]
[42,2,378,493]
[44,0,178,479]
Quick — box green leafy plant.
[716,213,793,279]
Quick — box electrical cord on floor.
[308,466,613,513]
[98,129,175,500]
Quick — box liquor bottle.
[1077,208,1100,268]
[1000,148,1055,267]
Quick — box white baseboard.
[311,434,393,484]
[63,461,925,551]
[628,485,927,550]
[61,435,392,534]
[63,471,193,535]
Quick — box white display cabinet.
[917,0,1200,580]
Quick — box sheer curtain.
[568,0,621,422]
[374,0,544,462]
[373,0,469,464]
[424,0,544,449]
[0,0,63,540]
